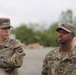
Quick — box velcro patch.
[17,48,23,53]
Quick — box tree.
[59,9,73,24]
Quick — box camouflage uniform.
[0,38,25,75]
[42,23,76,75]
[42,47,76,75]
[0,18,25,75]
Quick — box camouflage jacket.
[42,47,76,75]
[0,38,25,75]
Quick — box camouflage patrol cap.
[0,18,13,28]
[56,23,76,36]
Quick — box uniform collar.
[4,38,11,47]
[55,47,72,61]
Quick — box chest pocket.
[0,39,15,59]
[55,58,76,75]
[47,58,59,68]
[0,47,14,59]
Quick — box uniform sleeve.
[41,50,54,75]
[42,57,48,75]
[9,39,25,68]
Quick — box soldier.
[42,23,76,75]
[0,18,25,75]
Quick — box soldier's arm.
[9,47,25,68]
[3,39,25,68]
[9,39,25,68]
[41,50,54,75]
[5,47,25,73]
[42,58,48,75]
[0,47,25,72]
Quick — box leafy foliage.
[11,10,76,47]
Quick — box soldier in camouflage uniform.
[42,23,76,75]
[0,18,25,75]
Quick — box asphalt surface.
[19,47,54,75]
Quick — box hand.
[12,53,17,57]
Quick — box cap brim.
[56,26,72,33]
[0,25,13,28]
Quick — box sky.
[0,0,76,28]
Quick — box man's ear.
[70,34,75,40]
[71,37,76,48]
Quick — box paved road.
[19,47,54,75]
